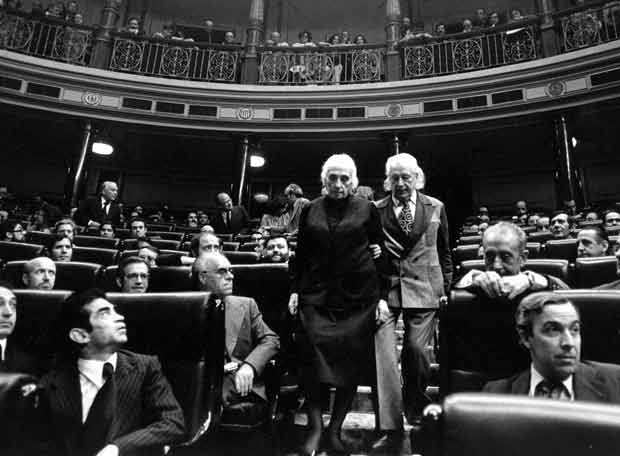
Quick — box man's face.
[187,212,198,227]
[577,229,608,258]
[199,256,234,297]
[138,247,158,268]
[130,221,146,238]
[0,287,16,339]
[585,212,599,222]
[102,182,118,202]
[537,217,550,231]
[263,237,290,263]
[10,223,25,241]
[463,19,472,31]
[100,224,114,238]
[564,200,577,215]
[483,231,524,276]
[477,8,485,20]
[490,12,499,25]
[224,32,234,43]
[120,262,149,293]
[217,193,234,211]
[389,164,416,203]
[56,223,74,240]
[24,258,56,290]
[436,24,445,34]
[128,19,139,34]
[522,303,581,382]
[198,213,209,226]
[199,234,221,254]
[516,201,527,216]
[605,211,620,227]
[82,298,128,350]
[551,214,570,238]
[51,238,72,262]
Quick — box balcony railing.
[109,33,241,82]
[0,10,93,65]
[258,44,384,85]
[402,20,539,79]
[556,0,620,52]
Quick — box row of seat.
[458,225,620,246]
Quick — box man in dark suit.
[192,252,279,411]
[37,288,185,455]
[596,246,620,289]
[210,192,249,235]
[76,181,121,229]
[373,153,453,443]
[484,292,620,403]
[0,282,38,375]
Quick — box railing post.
[384,0,402,81]
[90,0,123,69]
[242,0,264,83]
[537,0,559,57]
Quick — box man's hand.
[369,244,381,259]
[288,293,298,315]
[234,363,255,396]
[472,271,503,298]
[375,299,390,325]
[500,273,532,299]
[96,444,119,456]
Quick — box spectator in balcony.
[462,18,474,33]
[153,23,174,40]
[293,30,316,47]
[73,12,83,25]
[99,222,115,238]
[604,210,620,227]
[28,208,51,233]
[341,30,352,44]
[354,33,368,45]
[124,17,142,36]
[401,17,412,38]
[324,33,344,83]
[434,22,446,37]
[65,0,78,23]
[474,8,488,29]
[54,218,76,241]
[45,2,64,19]
[6,0,22,12]
[509,9,525,23]
[488,11,500,28]
[267,31,288,47]
[47,234,73,262]
[577,226,611,258]
[117,256,150,293]
[222,31,239,45]
[22,257,56,290]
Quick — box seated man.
[116,256,149,293]
[54,218,76,241]
[260,235,290,263]
[22,257,56,290]
[46,234,74,262]
[596,246,620,289]
[99,223,116,238]
[0,282,37,374]
[186,211,198,228]
[550,212,572,239]
[210,192,249,236]
[190,232,222,256]
[577,226,611,258]
[129,217,148,239]
[192,253,279,415]
[36,289,185,454]
[604,210,620,227]
[536,216,550,232]
[455,222,568,298]
[484,292,620,403]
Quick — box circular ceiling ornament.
[386,103,403,118]
[237,107,254,120]
[82,92,102,106]
[546,80,566,97]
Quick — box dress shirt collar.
[78,352,118,387]
[391,190,417,208]
[528,364,574,400]
[0,338,6,360]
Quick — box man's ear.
[22,272,29,287]
[517,327,531,350]
[69,327,90,345]
[115,277,123,290]
[521,248,529,262]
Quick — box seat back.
[151,239,182,251]
[606,225,620,236]
[224,251,259,265]
[0,241,43,262]
[3,260,101,291]
[453,245,480,264]
[573,256,617,288]
[73,235,120,249]
[72,246,118,266]
[146,224,174,232]
[420,393,620,456]
[222,241,240,252]
[25,231,54,245]
[100,265,119,291]
[527,231,555,243]
[148,231,185,241]
[521,225,536,234]
[458,259,569,283]
[458,235,482,245]
[525,242,542,259]
[239,242,261,252]
[545,239,578,262]
[115,228,131,239]
[149,266,193,292]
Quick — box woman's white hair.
[383,153,425,191]
[320,153,359,190]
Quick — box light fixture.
[250,151,265,168]
[571,136,578,148]
[91,128,114,155]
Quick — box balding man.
[76,181,121,228]
[192,253,279,413]
[22,257,56,290]
[210,192,249,235]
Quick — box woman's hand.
[375,299,390,325]
[288,293,299,315]
[369,243,381,259]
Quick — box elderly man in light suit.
[374,153,452,442]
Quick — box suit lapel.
[511,369,531,395]
[225,297,244,358]
[48,364,83,449]
[381,198,413,255]
[574,363,606,402]
[408,193,431,248]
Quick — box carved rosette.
[452,38,482,71]
[110,38,144,71]
[352,50,381,81]
[160,46,190,77]
[207,50,238,81]
[404,46,434,77]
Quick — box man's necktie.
[226,211,231,230]
[535,380,567,400]
[102,201,110,215]
[398,202,414,234]
[80,362,116,453]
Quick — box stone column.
[537,0,558,57]
[90,0,123,69]
[385,0,402,81]
[553,115,584,209]
[236,137,250,206]
[242,0,264,83]
[69,121,92,209]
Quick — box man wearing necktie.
[76,181,122,229]
[210,192,249,235]
[0,282,38,374]
[37,289,185,456]
[373,153,452,447]
[484,292,620,403]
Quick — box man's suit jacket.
[76,197,121,226]
[375,193,453,309]
[38,350,185,456]
[223,296,279,401]
[210,206,249,235]
[483,361,620,404]
[0,340,39,375]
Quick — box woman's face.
[10,223,25,241]
[51,238,72,262]
[324,166,354,199]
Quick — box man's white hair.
[320,154,359,190]
[384,153,425,191]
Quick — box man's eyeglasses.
[126,273,149,280]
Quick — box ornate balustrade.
[556,0,620,52]
[109,33,242,82]
[258,44,384,85]
[402,20,539,79]
[0,10,93,65]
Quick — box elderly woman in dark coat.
[289,153,388,455]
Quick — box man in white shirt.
[76,181,122,228]
[484,292,620,403]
